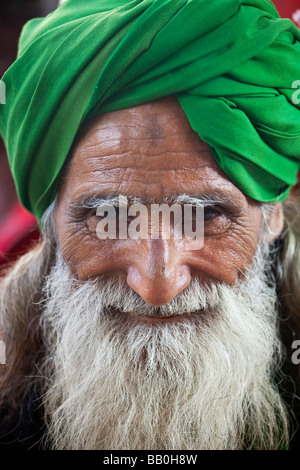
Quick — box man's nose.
[126,239,191,306]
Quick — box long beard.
[39,242,288,450]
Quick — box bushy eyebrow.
[67,194,143,219]
[74,194,144,209]
[165,192,242,211]
[67,191,244,219]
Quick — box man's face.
[43,96,288,450]
[55,96,269,312]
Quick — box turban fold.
[1,0,300,220]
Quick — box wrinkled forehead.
[57,96,251,210]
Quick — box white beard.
[39,242,288,450]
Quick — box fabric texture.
[1,0,300,220]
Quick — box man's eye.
[204,207,220,221]
[203,206,231,235]
[182,206,230,238]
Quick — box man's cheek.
[60,231,132,281]
[57,223,104,274]
[189,232,259,285]
[226,226,260,262]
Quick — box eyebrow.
[165,192,241,210]
[67,191,244,219]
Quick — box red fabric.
[273,0,300,27]
[0,202,40,268]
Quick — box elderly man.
[1,0,300,451]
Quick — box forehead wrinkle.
[76,150,217,176]
[80,117,163,145]
[77,167,216,185]
[73,115,213,166]
[78,117,196,157]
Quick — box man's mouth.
[130,313,192,324]
[109,309,194,324]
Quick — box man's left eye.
[202,206,232,235]
[203,207,221,221]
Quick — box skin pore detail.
[55,95,283,309]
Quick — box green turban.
[1,0,300,220]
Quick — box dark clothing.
[277,318,300,450]
[0,388,47,450]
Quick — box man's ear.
[288,171,300,199]
[265,203,284,243]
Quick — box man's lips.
[131,313,191,324]
[110,309,193,324]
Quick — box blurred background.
[0,0,59,268]
[0,0,299,268]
